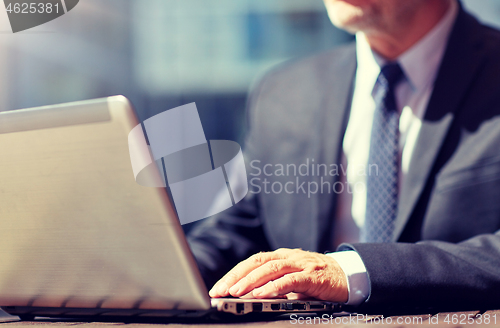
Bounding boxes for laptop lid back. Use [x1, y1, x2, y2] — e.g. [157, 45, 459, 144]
[0, 96, 210, 311]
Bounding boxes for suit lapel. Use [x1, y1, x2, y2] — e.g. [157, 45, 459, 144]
[393, 7, 487, 240]
[262, 45, 356, 252]
[313, 46, 357, 251]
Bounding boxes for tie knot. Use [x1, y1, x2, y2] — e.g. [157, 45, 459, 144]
[379, 62, 404, 88]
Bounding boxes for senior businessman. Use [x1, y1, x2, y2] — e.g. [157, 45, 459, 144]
[188, 0, 500, 310]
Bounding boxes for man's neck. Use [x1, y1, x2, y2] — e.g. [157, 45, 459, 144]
[365, 0, 453, 61]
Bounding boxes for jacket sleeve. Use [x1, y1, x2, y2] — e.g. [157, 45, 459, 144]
[339, 231, 500, 311]
[187, 193, 271, 289]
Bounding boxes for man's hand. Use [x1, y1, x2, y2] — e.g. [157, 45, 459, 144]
[209, 248, 348, 302]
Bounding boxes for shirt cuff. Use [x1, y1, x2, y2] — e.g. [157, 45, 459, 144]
[326, 250, 370, 306]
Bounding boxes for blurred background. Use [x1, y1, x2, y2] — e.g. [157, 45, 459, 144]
[0, 0, 354, 143]
[0, 0, 498, 140]
[0, 0, 498, 235]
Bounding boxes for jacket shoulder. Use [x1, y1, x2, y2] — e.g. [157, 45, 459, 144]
[256, 42, 356, 88]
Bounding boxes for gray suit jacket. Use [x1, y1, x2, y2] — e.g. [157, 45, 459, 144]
[188, 6, 500, 311]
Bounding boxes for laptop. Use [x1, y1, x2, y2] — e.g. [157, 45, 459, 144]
[0, 96, 341, 320]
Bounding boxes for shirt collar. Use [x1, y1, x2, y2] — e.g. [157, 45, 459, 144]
[355, 0, 459, 92]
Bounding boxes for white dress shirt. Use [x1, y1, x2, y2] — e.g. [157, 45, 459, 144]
[328, 1, 459, 306]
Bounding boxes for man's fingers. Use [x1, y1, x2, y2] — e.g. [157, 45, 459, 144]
[228, 259, 301, 297]
[209, 251, 285, 297]
[239, 291, 287, 299]
[285, 292, 310, 300]
[251, 272, 309, 299]
[211, 249, 348, 302]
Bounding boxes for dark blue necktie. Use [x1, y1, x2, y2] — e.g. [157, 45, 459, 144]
[361, 63, 404, 243]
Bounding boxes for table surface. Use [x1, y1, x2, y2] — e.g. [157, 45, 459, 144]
[1, 309, 500, 327]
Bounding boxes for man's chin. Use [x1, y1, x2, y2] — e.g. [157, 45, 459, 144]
[325, 0, 372, 32]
